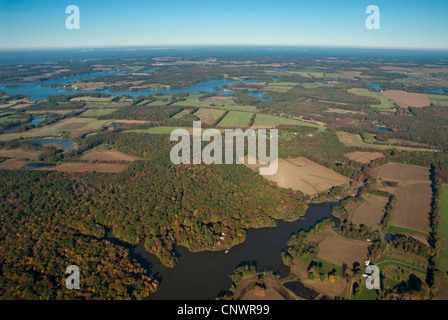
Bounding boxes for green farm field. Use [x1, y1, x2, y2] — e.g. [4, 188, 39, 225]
[347, 88, 395, 110]
[80, 108, 118, 118]
[428, 94, 448, 107]
[217, 111, 253, 127]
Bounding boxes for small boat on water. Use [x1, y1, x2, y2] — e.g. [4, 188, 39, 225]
[225, 249, 229, 254]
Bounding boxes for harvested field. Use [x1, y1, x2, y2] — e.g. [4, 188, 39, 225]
[318, 234, 370, 266]
[0, 160, 26, 170]
[83, 151, 143, 162]
[345, 151, 384, 163]
[0, 117, 114, 141]
[254, 157, 350, 195]
[40, 163, 127, 173]
[0, 98, 33, 109]
[193, 108, 225, 124]
[347, 194, 388, 230]
[436, 278, 448, 300]
[372, 163, 432, 234]
[392, 182, 431, 234]
[372, 163, 430, 183]
[11, 104, 33, 109]
[0, 148, 40, 160]
[382, 90, 430, 108]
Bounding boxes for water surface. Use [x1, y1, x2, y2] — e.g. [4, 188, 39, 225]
[107, 201, 338, 300]
[33, 139, 74, 150]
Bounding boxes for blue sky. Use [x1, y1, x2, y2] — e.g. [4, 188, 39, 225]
[0, 0, 447, 50]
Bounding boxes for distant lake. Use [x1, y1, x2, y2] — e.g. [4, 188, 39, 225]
[34, 139, 74, 150]
[0, 74, 272, 101]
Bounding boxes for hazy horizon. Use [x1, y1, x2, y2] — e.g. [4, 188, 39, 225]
[1, 0, 447, 50]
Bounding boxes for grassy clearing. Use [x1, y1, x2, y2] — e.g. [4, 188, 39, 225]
[439, 249, 448, 274]
[291, 252, 349, 298]
[146, 100, 170, 107]
[336, 131, 437, 152]
[80, 108, 117, 118]
[308, 72, 325, 78]
[439, 187, 448, 273]
[173, 94, 256, 112]
[441, 187, 448, 242]
[137, 100, 153, 106]
[93, 67, 113, 72]
[348, 88, 395, 109]
[380, 246, 429, 270]
[301, 83, 333, 89]
[351, 285, 378, 300]
[88, 143, 116, 152]
[217, 111, 253, 127]
[172, 109, 193, 119]
[263, 82, 300, 92]
[0, 112, 28, 124]
[220, 105, 256, 112]
[428, 94, 448, 107]
[253, 113, 323, 130]
[386, 225, 428, 237]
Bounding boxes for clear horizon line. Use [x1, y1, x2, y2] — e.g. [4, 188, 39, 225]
[1, 43, 448, 52]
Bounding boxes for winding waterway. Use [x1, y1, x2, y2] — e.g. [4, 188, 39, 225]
[106, 201, 338, 300]
[0, 72, 273, 101]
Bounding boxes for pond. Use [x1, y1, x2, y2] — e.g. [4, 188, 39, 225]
[367, 82, 382, 91]
[33, 139, 74, 150]
[426, 89, 448, 95]
[25, 163, 56, 169]
[283, 281, 319, 299]
[376, 126, 393, 132]
[106, 201, 339, 300]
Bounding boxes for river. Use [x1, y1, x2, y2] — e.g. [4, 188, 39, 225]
[106, 201, 338, 300]
[4, 116, 45, 133]
[0, 72, 273, 101]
